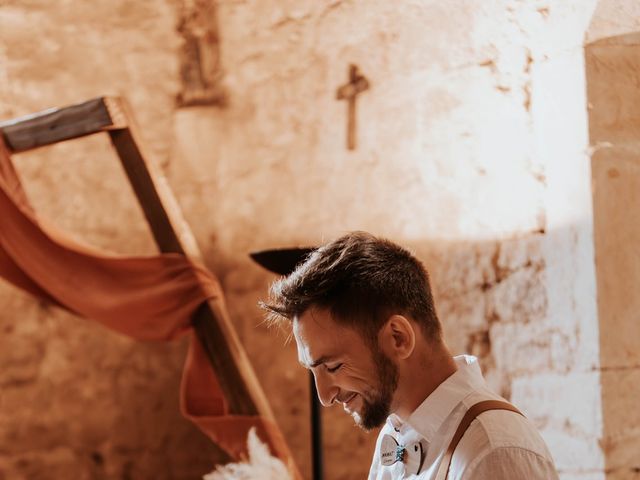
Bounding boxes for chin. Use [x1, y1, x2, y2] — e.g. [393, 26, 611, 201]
[352, 414, 371, 432]
[352, 412, 384, 432]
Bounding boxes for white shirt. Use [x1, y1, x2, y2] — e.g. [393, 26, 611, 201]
[368, 355, 558, 480]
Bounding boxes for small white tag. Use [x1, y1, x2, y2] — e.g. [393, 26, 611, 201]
[380, 434, 400, 466]
[404, 441, 423, 475]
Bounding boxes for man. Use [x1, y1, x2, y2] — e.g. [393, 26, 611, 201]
[261, 231, 558, 479]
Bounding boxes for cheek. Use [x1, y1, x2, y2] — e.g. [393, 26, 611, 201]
[337, 364, 375, 387]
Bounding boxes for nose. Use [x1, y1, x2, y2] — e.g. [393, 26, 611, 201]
[313, 370, 338, 407]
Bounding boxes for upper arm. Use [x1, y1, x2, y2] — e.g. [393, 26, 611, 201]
[461, 447, 559, 480]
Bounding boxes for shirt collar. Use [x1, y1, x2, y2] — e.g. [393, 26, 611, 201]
[386, 355, 486, 443]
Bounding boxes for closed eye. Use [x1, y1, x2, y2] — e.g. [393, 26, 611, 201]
[326, 363, 343, 373]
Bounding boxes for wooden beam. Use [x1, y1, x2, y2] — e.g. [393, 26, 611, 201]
[108, 127, 186, 255]
[106, 97, 283, 422]
[108, 115, 271, 415]
[0, 97, 126, 153]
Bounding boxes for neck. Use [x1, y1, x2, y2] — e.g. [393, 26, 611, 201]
[393, 342, 458, 420]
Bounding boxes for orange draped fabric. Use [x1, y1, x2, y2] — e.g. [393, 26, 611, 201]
[0, 137, 288, 463]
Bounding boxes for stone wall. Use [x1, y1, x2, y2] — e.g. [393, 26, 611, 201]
[0, 1, 630, 479]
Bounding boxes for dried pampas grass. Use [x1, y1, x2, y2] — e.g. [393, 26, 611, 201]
[203, 428, 293, 480]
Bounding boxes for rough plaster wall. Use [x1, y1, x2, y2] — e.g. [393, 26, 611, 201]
[0, 1, 612, 480]
[586, 3, 640, 476]
[0, 1, 223, 478]
[170, 1, 604, 479]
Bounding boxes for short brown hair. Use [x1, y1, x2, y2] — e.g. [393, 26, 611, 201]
[260, 231, 441, 343]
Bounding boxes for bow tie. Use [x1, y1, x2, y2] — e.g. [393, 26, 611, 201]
[380, 434, 425, 475]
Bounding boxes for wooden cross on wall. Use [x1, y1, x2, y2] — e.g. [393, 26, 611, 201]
[336, 64, 369, 150]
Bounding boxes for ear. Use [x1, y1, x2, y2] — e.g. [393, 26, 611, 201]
[378, 315, 416, 360]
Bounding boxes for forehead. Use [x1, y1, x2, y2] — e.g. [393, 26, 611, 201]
[293, 307, 360, 365]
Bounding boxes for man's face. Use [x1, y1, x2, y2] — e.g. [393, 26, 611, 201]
[293, 307, 399, 430]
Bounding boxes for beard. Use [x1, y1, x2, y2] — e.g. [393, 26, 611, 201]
[355, 347, 399, 431]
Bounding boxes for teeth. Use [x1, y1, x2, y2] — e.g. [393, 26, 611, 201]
[344, 393, 357, 405]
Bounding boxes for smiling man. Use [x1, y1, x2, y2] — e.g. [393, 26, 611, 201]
[261, 232, 558, 479]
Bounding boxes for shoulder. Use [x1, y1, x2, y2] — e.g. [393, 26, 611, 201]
[459, 446, 559, 480]
[449, 409, 558, 480]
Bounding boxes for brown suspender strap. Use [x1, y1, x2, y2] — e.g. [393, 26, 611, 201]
[434, 400, 524, 480]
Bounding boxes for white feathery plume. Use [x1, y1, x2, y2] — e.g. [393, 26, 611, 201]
[203, 428, 293, 480]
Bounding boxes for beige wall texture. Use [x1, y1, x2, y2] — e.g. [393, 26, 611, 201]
[587, 2, 640, 478]
[0, 1, 637, 479]
[0, 2, 224, 479]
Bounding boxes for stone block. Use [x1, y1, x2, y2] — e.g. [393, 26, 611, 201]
[486, 264, 547, 325]
[543, 428, 604, 473]
[511, 372, 604, 450]
[586, 39, 640, 144]
[600, 368, 640, 470]
[559, 472, 606, 480]
[490, 321, 551, 376]
[591, 146, 640, 368]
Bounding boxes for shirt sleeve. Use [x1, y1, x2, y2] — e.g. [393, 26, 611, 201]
[461, 447, 559, 480]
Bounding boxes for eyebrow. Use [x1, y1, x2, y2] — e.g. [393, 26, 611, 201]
[301, 355, 337, 369]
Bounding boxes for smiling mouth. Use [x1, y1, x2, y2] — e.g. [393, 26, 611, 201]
[342, 393, 358, 411]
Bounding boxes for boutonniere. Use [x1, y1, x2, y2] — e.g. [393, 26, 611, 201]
[380, 434, 424, 475]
